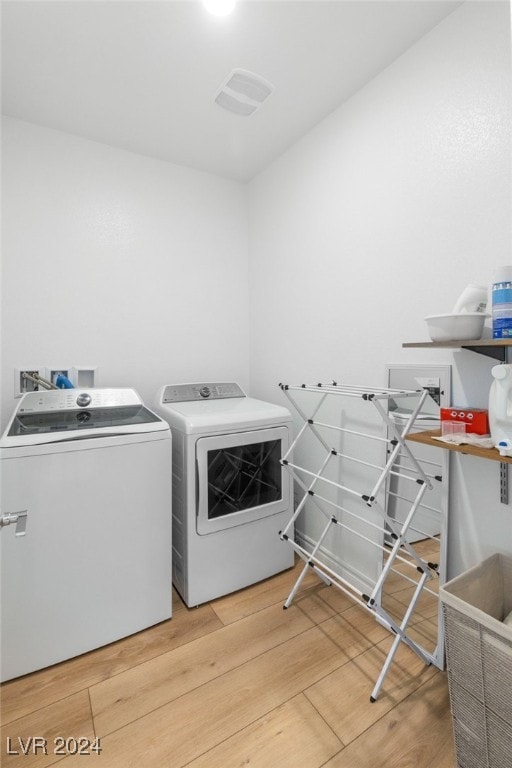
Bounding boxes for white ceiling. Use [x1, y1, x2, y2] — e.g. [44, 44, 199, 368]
[2, 0, 463, 181]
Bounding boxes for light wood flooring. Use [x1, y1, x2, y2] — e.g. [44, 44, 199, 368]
[1, 557, 456, 768]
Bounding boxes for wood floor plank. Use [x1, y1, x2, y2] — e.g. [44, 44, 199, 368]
[388, 584, 439, 619]
[184, 693, 344, 768]
[318, 604, 390, 660]
[1, 691, 94, 768]
[381, 565, 422, 595]
[1, 604, 222, 725]
[291, 580, 356, 624]
[320, 672, 456, 768]
[90, 602, 314, 735]
[405, 617, 439, 656]
[305, 634, 438, 745]
[381, 591, 438, 629]
[209, 560, 320, 624]
[57, 627, 347, 768]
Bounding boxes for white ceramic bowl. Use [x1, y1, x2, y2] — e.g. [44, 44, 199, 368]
[424, 313, 487, 342]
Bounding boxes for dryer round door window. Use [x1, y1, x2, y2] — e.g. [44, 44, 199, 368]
[195, 426, 290, 535]
[207, 439, 281, 518]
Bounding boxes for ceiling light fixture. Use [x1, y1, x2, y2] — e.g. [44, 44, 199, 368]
[203, 0, 236, 17]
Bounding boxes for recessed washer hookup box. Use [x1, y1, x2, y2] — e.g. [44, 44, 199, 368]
[440, 407, 489, 435]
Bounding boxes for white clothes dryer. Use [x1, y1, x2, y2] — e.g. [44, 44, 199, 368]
[0, 388, 172, 682]
[153, 383, 294, 607]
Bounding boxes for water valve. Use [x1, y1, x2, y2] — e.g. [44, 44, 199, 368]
[0, 511, 28, 536]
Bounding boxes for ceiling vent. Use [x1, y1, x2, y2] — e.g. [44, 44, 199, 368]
[214, 69, 274, 117]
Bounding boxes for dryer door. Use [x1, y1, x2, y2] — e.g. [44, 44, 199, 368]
[196, 426, 290, 535]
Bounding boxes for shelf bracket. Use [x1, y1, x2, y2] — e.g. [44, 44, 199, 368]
[461, 345, 507, 362]
[500, 462, 509, 505]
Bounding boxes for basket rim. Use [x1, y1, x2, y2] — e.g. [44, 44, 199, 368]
[440, 553, 512, 641]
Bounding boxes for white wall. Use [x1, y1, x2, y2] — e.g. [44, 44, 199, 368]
[1, 2, 511, 579]
[248, 1, 512, 578]
[1, 117, 250, 424]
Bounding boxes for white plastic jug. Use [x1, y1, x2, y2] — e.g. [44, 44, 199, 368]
[489, 364, 512, 456]
[452, 283, 488, 314]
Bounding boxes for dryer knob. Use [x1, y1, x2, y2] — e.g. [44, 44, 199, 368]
[76, 393, 92, 408]
[199, 386, 211, 398]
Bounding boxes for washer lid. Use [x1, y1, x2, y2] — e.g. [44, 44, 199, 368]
[155, 393, 292, 434]
[1, 388, 169, 447]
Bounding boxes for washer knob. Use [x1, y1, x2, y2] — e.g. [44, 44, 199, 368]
[199, 386, 211, 398]
[76, 392, 92, 408]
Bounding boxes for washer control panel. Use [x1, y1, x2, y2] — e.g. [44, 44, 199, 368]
[18, 388, 142, 413]
[163, 382, 245, 403]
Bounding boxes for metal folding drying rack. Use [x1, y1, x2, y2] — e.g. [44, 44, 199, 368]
[279, 380, 441, 702]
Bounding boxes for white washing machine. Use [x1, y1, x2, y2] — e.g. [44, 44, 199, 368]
[0, 388, 172, 682]
[153, 382, 294, 607]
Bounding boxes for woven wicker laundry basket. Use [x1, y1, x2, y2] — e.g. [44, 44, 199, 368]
[440, 553, 512, 768]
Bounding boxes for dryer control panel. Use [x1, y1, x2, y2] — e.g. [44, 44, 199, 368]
[162, 382, 245, 403]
